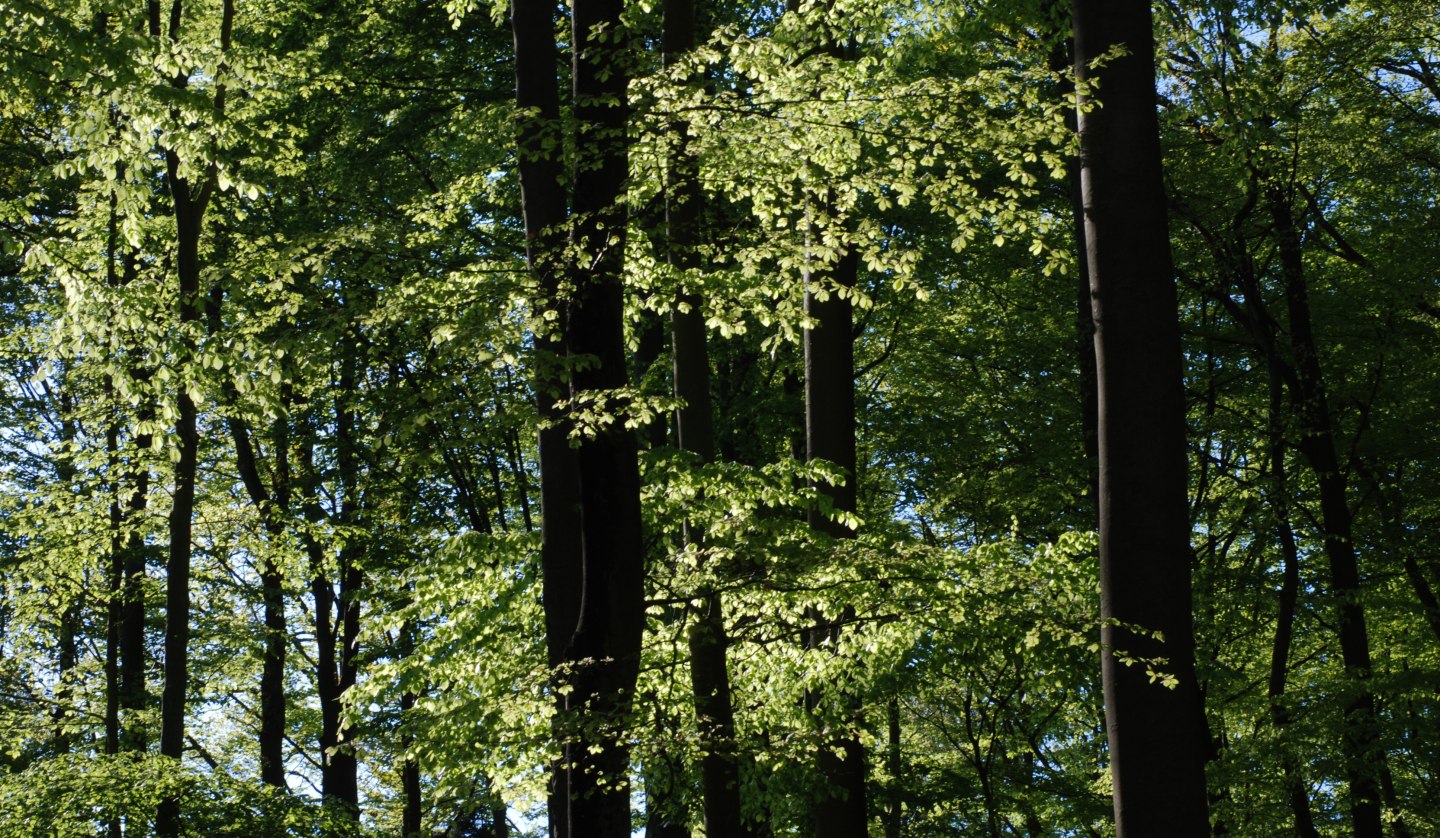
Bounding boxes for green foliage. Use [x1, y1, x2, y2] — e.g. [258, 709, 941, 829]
[0, 0, 1437, 834]
[0, 754, 368, 837]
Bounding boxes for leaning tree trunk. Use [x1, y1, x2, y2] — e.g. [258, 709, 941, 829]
[1262, 366, 1321, 838]
[1270, 189, 1403, 838]
[210, 273, 292, 791]
[1071, 1, 1211, 834]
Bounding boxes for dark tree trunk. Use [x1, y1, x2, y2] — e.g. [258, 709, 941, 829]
[329, 355, 363, 816]
[212, 280, 292, 791]
[120, 442, 150, 753]
[662, 0, 752, 834]
[98, 39, 124, 838]
[102, 171, 123, 767]
[1070, 2, 1211, 834]
[105, 418, 123, 763]
[883, 698, 902, 838]
[154, 0, 230, 829]
[257, 425, 289, 790]
[510, 2, 583, 833]
[298, 434, 347, 815]
[51, 406, 80, 757]
[796, 5, 869, 831]
[1270, 191, 1401, 838]
[804, 240, 869, 836]
[155, 196, 202, 838]
[1359, 472, 1440, 649]
[561, 2, 646, 834]
[1047, 7, 1099, 527]
[118, 249, 152, 760]
[401, 620, 423, 838]
[402, 742, 422, 837]
[505, 429, 534, 532]
[1260, 348, 1321, 838]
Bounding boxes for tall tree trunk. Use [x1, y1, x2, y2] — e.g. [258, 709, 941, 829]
[105, 417, 123, 764]
[883, 698, 902, 838]
[804, 240, 868, 836]
[329, 354, 363, 816]
[120, 437, 150, 754]
[211, 278, 292, 791]
[1070, 2, 1211, 834]
[1260, 346, 1321, 838]
[400, 619, 423, 838]
[661, 0, 752, 834]
[797, 4, 868, 832]
[155, 187, 202, 838]
[1270, 190, 1402, 838]
[258, 417, 289, 791]
[99, 33, 124, 837]
[154, 0, 230, 829]
[301, 439, 343, 813]
[102, 152, 123, 768]
[1048, 6, 1099, 526]
[509, 2, 583, 833]
[560, 2, 646, 834]
[118, 239, 152, 761]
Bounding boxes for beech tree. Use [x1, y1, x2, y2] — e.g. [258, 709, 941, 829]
[1071, 0, 1211, 833]
[1, 0, 1438, 835]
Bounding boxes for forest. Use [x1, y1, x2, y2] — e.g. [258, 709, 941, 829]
[0, 0, 1437, 834]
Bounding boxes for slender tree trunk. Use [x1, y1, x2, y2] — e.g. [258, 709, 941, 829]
[300, 435, 344, 813]
[329, 355, 363, 816]
[1359, 470, 1440, 649]
[1260, 350, 1321, 838]
[1071, 2, 1211, 834]
[117, 241, 152, 760]
[212, 279, 291, 791]
[505, 429, 533, 532]
[154, 0, 230, 828]
[156, 196, 202, 838]
[105, 418, 123, 763]
[401, 619, 423, 838]
[661, 0, 752, 834]
[120, 443, 150, 753]
[1270, 190, 1403, 838]
[258, 421, 289, 791]
[98, 30, 124, 837]
[883, 698, 902, 838]
[1048, 8, 1100, 525]
[102, 154, 123, 768]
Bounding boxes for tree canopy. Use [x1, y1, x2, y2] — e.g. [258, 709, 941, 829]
[0, 0, 1437, 835]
